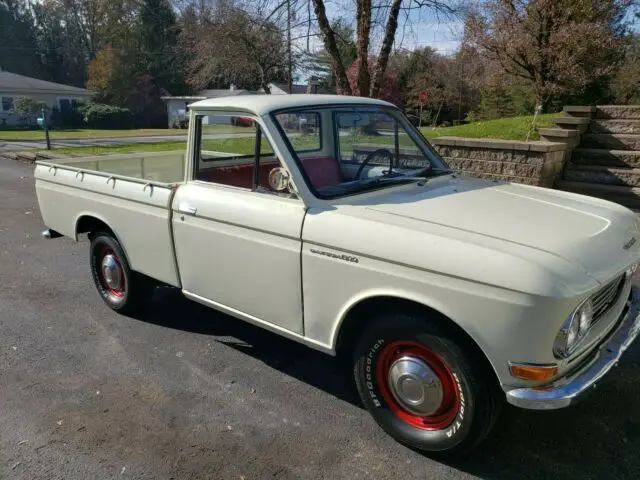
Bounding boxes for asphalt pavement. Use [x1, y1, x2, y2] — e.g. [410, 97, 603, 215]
[1, 158, 639, 479]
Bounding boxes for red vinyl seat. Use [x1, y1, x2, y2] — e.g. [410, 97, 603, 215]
[198, 162, 277, 189]
[197, 156, 342, 191]
[300, 156, 342, 189]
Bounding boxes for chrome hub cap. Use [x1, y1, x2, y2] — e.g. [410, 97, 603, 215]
[101, 254, 123, 292]
[387, 356, 444, 416]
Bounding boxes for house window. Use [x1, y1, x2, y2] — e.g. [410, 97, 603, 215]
[1, 96, 14, 112]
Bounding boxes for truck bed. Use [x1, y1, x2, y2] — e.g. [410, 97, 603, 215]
[43, 151, 186, 184]
[34, 152, 185, 287]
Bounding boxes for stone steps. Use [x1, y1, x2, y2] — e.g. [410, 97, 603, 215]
[579, 133, 640, 151]
[571, 148, 640, 168]
[556, 180, 640, 209]
[589, 119, 640, 134]
[563, 106, 596, 118]
[552, 116, 591, 132]
[594, 105, 640, 120]
[564, 164, 640, 187]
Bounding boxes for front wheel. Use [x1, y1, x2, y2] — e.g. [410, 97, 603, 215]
[353, 313, 502, 456]
[89, 231, 155, 316]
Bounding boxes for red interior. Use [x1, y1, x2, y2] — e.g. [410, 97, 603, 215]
[300, 156, 342, 189]
[198, 162, 278, 189]
[196, 156, 342, 190]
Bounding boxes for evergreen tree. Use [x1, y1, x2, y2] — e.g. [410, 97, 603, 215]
[139, 0, 187, 95]
[0, 0, 42, 77]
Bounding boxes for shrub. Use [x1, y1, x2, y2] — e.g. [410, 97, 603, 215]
[12, 96, 49, 125]
[82, 103, 133, 129]
[50, 102, 86, 128]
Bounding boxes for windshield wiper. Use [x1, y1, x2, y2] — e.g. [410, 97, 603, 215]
[318, 169, 454, 196]
[412, 167, 454, 178]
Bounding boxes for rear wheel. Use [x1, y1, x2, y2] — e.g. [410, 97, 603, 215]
[89, 231, 155, 315]
[353, 312, 502, 456]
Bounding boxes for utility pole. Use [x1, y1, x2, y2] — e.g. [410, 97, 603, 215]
[287, 0, 293, 94]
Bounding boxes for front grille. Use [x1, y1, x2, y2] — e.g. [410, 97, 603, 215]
[591, 274, 626, 324]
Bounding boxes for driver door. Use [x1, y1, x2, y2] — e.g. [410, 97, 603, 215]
[171, 114, 306, 334]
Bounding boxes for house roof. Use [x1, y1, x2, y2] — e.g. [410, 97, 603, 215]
[0, 71, 91, 95]
[189, 94, 394, 116]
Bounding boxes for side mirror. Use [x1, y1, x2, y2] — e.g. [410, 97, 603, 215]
[268, 167, 290, 192]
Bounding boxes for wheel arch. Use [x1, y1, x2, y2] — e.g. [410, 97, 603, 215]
[75, 214, 132, 267]
[332, 293, 501, 386]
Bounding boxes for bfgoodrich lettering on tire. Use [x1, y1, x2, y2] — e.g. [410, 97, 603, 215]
[353, 312, 502, 456]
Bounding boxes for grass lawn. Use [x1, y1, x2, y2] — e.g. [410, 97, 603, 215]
[34, 113, 562, 157]
[0, 124, 250, 141]
[420, 113, 560, 141]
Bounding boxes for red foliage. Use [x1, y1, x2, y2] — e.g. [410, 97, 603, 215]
[346, 57, 402, 107]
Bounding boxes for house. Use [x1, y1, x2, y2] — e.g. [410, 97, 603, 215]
[263, 77, 327, 95]
[0, 70, 93, 126]
[161, 86, 253, 128]
[162, 79, 328, 128]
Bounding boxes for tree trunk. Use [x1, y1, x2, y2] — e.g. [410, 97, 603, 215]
[311, 0, 352, 95]
[260, 68, 271, 94]
[355, 0, 372, 96]
[370, 0, 402, 98]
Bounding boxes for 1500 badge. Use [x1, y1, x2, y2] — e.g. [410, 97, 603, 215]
[310, 248, 359, 264]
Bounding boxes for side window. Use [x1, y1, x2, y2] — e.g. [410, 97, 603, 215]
[193, 113, 286, 193]
[1, 96, 14, 112]
[273, 111, 321, 153]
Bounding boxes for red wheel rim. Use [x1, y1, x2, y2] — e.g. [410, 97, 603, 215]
[98, 247, 126, 302]
[375, 340, 460, 430]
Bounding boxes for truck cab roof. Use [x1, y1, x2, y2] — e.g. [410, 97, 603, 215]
[188, 94, 396, 116]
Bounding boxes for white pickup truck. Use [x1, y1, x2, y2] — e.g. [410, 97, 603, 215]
[35, 94, 640, 455]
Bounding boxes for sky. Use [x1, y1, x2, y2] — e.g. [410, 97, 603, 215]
[305, 1, 463, 55]
[294, 1, 464, 81]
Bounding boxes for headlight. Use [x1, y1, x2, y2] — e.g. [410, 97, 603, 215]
[553, 298, 594, 358]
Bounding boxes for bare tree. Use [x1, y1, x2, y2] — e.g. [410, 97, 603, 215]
[311, 0, 456, 98]
[180, 3, 289, 93]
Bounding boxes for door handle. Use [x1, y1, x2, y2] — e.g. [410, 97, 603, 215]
[177, 203, 197, 216]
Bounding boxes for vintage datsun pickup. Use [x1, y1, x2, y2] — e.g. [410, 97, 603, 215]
[35, 95, 640, 455]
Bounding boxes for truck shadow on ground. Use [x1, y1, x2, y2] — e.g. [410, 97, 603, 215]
[138, 286, 640, 479]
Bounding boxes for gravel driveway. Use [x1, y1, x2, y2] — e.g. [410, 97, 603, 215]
[1, 159, 639, 479]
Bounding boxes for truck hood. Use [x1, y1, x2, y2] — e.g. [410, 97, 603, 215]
[364, 176, 640, 284]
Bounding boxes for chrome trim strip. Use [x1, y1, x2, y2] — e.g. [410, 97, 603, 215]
[505, 287, 640, 410]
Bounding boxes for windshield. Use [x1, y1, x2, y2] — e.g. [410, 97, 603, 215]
[272, 104, 450, 198]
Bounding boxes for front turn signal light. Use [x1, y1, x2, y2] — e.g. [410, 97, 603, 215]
[509, 363, 558, 381]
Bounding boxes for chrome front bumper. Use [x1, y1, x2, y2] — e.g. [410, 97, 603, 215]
[506, 287, 640, 410]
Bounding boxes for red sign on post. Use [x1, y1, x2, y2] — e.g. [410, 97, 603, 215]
[419, 90, 427, 105]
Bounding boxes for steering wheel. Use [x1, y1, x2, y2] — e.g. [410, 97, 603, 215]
[355, 148, 395, 180]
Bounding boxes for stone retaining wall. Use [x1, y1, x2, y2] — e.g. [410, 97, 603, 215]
[431, 137, 567, 187]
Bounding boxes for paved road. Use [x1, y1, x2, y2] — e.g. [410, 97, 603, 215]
[0, 133, 254, 153]
[1, 159, 639, 479]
